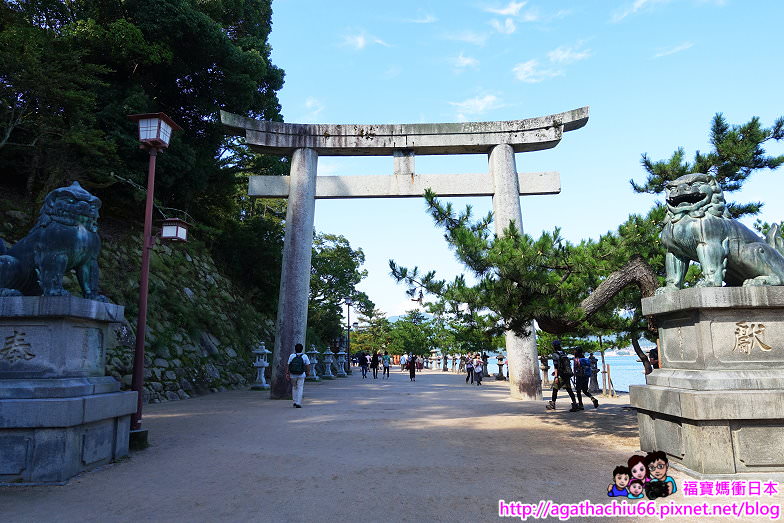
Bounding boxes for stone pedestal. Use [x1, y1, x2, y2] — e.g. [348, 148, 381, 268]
[0, 297, 136, 484]
[630, 287, 784, 478]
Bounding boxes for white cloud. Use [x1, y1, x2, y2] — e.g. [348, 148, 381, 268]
[611, 0, 669, 22]
[520, 9, 540, 22]
[443, 30, 489, 46]
[548, 43, 592, 64]
[512, 60, 563, 83]
[383, 65, 402, 78]
[341, 31, 391, 50]
[304, 97, 324, 118]
[342, 33, 367, 50]
[453, 52, 479, 69]
[449, 94, 502, 120]
[404, 12, 438, 24]
[653, 41, 694, 58]
[490, 18, 516, 34]
[485, 1, 527, 16]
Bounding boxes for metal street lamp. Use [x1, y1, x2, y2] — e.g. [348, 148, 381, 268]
[345, 297, 353, 374]
[127, 112, 182, 446]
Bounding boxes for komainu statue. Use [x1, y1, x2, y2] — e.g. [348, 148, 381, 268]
[658, 173, 784, 293]
[0, 181, 106, 301]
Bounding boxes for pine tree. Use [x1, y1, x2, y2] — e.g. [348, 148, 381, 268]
[631, 113, 784, 217]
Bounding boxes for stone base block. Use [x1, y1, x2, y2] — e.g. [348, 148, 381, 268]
[631, 383, 784, 478]
[0, 384, 136, 485]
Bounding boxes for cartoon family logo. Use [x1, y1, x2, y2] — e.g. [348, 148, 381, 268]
[607, 451, 677, 500]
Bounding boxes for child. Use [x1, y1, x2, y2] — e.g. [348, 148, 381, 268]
[607, 465, 631, 497]
[627, 479, 645, 499]
[645, 451, 676, 495]
[627, 455, 650, 484]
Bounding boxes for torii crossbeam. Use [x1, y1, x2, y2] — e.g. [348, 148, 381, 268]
[221, 106, 589, 401]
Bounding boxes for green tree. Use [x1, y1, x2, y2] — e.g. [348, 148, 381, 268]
[351, 307, 392, 356]
[387, 310, 433, 357]
[631, 113, 784, 217]
[306, 233, 373, 348]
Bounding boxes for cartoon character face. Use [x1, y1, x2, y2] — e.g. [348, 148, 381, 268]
[628, 482, 644, 497]
[614, 473, 630, 489]
[631, 462, 647, 481]
[648, 459, 668, 480]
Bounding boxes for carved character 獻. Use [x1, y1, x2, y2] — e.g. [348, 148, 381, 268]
[0, 182, 106, 301]
[657, 173, 784, 293]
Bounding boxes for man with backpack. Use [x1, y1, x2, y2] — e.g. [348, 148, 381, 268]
[286, 343, 311, 408]
[573, 349, 599, 410]
[546, 340, 579, 412]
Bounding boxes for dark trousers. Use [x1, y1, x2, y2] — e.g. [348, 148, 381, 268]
[360, 365, 368, 378]
[466, 368, 474, 383]
[383, 366, 389, 378]
[575, 376, 594, 406]
[552, 378, 577, 404]
[372, 367, 378, 378]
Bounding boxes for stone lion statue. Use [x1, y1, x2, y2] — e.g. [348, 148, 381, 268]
[0, 181, 106, 300]
[658, 173, 784, 293]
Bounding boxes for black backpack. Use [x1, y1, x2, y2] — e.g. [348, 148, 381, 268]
[553, 351, 573, 378]
[288, 353, 306, 374]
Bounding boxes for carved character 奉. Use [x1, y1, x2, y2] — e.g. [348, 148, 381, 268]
[0, 182, 106, 300]
[658, 173, 784, 293]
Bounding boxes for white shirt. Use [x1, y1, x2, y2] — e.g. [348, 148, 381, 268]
[287, 352, 311, 377]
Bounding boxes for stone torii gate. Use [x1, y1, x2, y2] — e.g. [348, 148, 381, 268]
[221, 107, 589, 401]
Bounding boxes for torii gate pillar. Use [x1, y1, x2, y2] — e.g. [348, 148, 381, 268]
[490, 144, 539, 400]
[271, 147, 317, 399]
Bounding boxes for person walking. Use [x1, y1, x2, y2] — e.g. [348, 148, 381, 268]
[408, 354, 417, 382]
[573, 349, 599, 410]
[546, 340, 579, 412]
[465, 355, 474, 384]
[473, 354, 484, 386]
[400, 353, 408, 372]
[358, 351, 369, 379]
[382, 351, 391, 379]
[286, 343, 311, 408]
[371, 351, 380, 379]
[458, 355, 466, 373]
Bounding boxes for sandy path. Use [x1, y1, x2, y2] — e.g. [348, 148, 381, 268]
[1, 369, 780, 522]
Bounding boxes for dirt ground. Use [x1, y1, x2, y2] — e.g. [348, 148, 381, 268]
[2, 369, 781, 522]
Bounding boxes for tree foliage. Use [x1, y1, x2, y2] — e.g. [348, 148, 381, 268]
[631, 113, 784, 217]
[0, 1, 371, 351]
[307, 233, 373, 349]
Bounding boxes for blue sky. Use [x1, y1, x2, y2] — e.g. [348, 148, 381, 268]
[268, 0, 784, 318]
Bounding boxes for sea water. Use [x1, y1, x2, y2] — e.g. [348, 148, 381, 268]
[479, 354, 648, 393]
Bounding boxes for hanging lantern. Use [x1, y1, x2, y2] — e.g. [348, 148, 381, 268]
[160, 217, 190, 242]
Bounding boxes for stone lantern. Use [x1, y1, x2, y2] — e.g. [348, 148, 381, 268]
[588, 353, 600, 393]
[251, 341, 271, 390]
[321, 348, 335, 379]
[496, 354, 507, 381]
[306, 346, 320, 382]
[539, 355, 551, 387]
[335, 349, 348, 377]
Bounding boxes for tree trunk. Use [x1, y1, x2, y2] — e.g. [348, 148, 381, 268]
[535, 254, 658, 335]
[630, 336, 653, 375]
